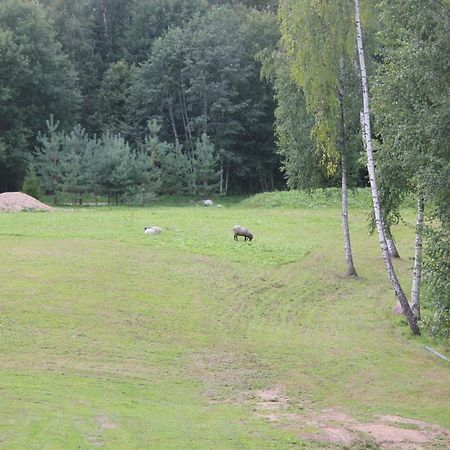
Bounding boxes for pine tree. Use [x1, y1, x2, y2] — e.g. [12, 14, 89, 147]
[158, 142, 192, 194]
[34, 116, 64, 205]
[193, 134, 220, 195]
[60, 125, 90, 205]
[96, 133, 134, 204]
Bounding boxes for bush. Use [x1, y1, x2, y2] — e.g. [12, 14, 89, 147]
[238, 188, 372, 209]
[22, 165, 43, 200]
[423, 227, 450, 338]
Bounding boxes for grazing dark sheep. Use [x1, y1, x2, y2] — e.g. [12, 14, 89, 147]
[233, 225, 253, 242]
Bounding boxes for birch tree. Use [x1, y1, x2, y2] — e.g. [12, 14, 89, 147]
[259, 49, 327, 190]
[279, 0, 360, 276]
[353, 0, 420, 335]
[373, 0, 450, 332]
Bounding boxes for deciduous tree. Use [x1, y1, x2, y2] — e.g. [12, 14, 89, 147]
[353, 0, 420, 334]
[373, 0, 450, 334]
[279, 0, 361, 276]
[0, 0, 80, 191]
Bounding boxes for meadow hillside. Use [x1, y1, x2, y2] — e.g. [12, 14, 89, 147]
[1, 192, 449, 449]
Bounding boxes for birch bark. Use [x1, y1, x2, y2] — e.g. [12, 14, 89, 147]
[353, 0, 419, 335]
[386, 235, 400, 258]
[411, 196, 424, 319]
[338, 60, 357, 276]
[341, 153, 358, 276]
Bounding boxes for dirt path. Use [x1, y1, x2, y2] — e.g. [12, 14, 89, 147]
[191, 349, 450, 448]
[255, 387, 450, 449]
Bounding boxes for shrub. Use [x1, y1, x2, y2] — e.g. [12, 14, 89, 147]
[22, 165, 43, 200]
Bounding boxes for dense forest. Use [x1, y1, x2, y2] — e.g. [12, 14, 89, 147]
[0, 0, 449, 336]
[1, 0, 281, 196]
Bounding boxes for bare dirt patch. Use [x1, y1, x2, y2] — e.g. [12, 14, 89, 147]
[254, 388, 450, 449]
[0, 192, 53, 212]
[190, 349, 450, 448]
[354, 423, 427, 445]
[96, 414, 118, 430]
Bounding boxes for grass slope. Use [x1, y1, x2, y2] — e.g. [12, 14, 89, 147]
[1, 195, 449, 448]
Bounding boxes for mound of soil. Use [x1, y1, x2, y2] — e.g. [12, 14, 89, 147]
[0, 192, 53, 212]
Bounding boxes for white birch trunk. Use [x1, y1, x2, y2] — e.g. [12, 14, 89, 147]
[341, 154, 358, 276]
[338, 59, 358, 276]
[410, 196, 424, 319]
[384, 220, 400, 258]
[354, 0, 419, 335]
[387, 237, 400, 258]
[225, 161, 230, 195]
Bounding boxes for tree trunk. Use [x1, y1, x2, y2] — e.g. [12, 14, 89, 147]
[101, 0, 108, 38]
[168, 97, 180, 146]
[341, 154, 358, 276]
[354, 0, 420, 335]
[225, 161, 230, 195]
[179, 70, 192, 142]
[383, 220, 401, 257]
[203, 74, 208, 135]
[259, 177, 267, 192]
[386, 234, 400, 258]
[219, 155, 224, 196]
[411, 195, 424, 319]
[338, 59, 358, 277]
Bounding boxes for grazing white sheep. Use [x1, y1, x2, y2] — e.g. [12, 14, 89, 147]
[233, 225, 253, 242]
[203, 199, 213, 206]
[144, 226, 162, 235]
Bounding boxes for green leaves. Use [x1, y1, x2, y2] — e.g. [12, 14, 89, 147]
[373, 0, 450, 336]
[193, 134, 220, 195]
[277, 0, 363, 184]
[97, 61, 135, 135]
[0, 0, 80, 190]
[126, 6, 279, 193]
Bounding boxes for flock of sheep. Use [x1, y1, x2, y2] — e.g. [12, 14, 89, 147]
[144, 199, 254, 242]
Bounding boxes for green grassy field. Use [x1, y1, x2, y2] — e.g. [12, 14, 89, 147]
[1, 193, 449, 449]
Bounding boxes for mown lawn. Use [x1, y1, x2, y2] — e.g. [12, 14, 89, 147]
[1, 196, 449, 449]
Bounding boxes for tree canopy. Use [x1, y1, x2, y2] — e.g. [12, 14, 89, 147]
[0, 0, 80, 191]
